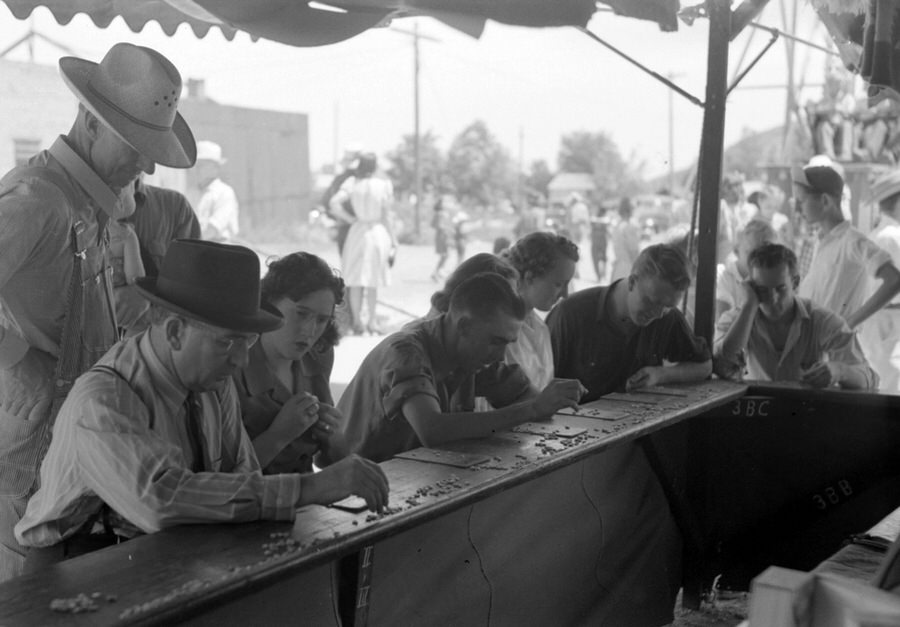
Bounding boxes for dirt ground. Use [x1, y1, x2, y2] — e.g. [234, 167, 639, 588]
[669, 590, 749, 627]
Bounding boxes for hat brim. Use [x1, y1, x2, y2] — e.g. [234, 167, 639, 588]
[133, 277, 284, 334]
[872, 177, 900, 204]
[60, 57, 197, 169]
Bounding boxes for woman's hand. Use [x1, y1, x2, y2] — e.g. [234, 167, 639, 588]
[269, 392, 320, 443]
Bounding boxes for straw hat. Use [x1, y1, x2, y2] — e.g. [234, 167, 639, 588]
[59, 43, 196, 168]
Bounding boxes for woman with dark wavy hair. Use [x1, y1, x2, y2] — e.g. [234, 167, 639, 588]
[427, 252, 519, 318]
[233, 252, 348, 473]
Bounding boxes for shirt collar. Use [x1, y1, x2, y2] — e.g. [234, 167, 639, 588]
[138, 331, 190, 413]
[48, 136, 120, 218]
[819, 220, 850, 243]
[242, 340, 276, 397]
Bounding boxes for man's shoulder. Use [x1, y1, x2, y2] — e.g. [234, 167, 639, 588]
[142, 184, 192, 212]
[556, 286, 605, 312]
[0, 160, 74, 221]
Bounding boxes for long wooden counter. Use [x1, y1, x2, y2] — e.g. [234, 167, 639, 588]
[0, 380, 744, 626]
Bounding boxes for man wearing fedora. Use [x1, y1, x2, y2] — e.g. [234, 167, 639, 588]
[191, 140, 239, 242]
[859, 169, 900, 391]
[15, 240, 389, 567]
[0, 42, 197, 580]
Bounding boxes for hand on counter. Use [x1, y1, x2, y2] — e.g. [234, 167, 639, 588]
[533, 378, 588, 418]
[300, 454, 390, 513]
[625, 366, 663, 392]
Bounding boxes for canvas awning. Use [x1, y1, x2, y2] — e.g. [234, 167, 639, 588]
[0, 1, 685, 47]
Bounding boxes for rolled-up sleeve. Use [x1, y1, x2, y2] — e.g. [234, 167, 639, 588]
[817, 312, 879, 390]
[381, 342, 440, 420]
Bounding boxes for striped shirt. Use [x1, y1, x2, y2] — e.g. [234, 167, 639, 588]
[15, 332, 302, 548]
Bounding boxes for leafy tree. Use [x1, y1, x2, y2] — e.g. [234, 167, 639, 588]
[525, 159, 554, 200]
[557, 131, 634, 198]
[446, 120, 516, 208]
[385, 130, 446, 197]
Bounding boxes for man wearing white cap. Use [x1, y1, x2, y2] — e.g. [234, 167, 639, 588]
[792, 163, 900, 334]
[0, 42, 196, 581]
[192, 140, 239, 242]
[860, 169, 900, 391]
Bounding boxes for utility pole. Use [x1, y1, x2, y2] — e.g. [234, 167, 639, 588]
[413, 21, 421, 238]
[391, 23, 439, 240]
[667, 72, 683, 196]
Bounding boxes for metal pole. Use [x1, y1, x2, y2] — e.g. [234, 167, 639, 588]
[668, 73, 676, 195]
[694, 0, 730, 354]
[413, 21, 422, 239]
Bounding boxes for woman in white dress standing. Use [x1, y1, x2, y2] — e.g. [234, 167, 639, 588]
[501, 232, 578, 389]
[330, 153, 397, 334]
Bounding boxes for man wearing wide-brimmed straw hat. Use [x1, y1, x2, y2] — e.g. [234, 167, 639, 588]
[0, 42, 197, 581]
[16, 240, 389, 569]
[859, 169, 900, 391]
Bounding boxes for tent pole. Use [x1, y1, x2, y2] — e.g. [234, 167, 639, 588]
[681, 0, 731, 612]
[693, 0, 730, 348]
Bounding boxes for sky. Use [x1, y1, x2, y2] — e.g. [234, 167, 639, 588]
[0, 2, 835, 179]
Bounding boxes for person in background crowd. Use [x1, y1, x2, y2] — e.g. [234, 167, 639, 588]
[339, 273, 585, 463]
[0, 42, 195, 581]
[234, 253, 350, 474]
[859, 169, 900, 391]
[192, 140, 239, 242]
[793, 163, 900, 330]
[321, 145, 362, 256]
[610, 197, 641, 281]
[715, 243, 876, 390]
[452, 209, 471, 264]
[748, 185, 792, 242]
[431, 198, 452, 282]
[590, 206, 610, 283]
[501, 233, 578, 390]
[15, 241, 388, 570]
[716, 220, 779, 321]
[330, 153, 397, 336]
[492, 236, 511, 255]
[718, 172, 757, 264]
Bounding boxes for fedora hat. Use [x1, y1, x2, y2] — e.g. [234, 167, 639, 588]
[60, 43, 196, 168]
[196, 140, 226, 165]
[134, 240, 283, 334]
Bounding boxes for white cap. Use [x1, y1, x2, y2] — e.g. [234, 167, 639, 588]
[196, 140, 226, 165]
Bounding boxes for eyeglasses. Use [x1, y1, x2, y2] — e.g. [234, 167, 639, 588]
[188, 319, 259, 352]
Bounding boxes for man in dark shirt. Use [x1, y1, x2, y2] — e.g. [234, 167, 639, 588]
[545, 243, 711, 626]
[547, 243, 711, 400]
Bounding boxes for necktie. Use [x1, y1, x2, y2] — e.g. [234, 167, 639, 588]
[184, 392, 206, 472]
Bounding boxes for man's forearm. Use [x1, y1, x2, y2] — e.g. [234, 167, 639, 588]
[657, 360, 712, 385]
[410, 402, 540, 448]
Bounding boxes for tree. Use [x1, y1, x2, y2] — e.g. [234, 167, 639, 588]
[385, 130, 446, 197]
[446, 120, 516, 209]
[557, 131, 633, 199]
[525, 159, 554, 201]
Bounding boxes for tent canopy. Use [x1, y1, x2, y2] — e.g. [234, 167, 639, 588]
[0, 0, 681, 46]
